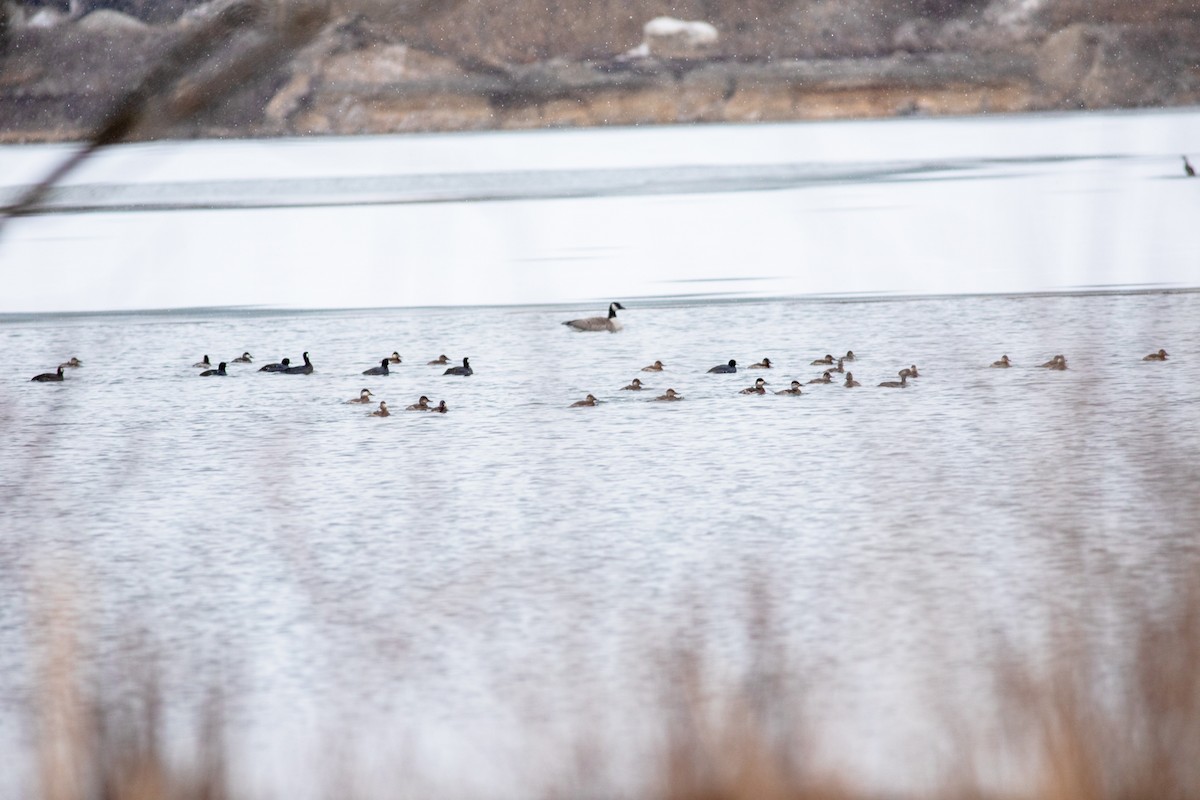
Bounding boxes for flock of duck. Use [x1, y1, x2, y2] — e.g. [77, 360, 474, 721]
[27, 303, 1173, 413]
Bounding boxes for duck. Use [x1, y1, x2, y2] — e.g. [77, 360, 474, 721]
[282, 352, 314, 374]
[31, 366, 65, 382]
[1143, 349, 1169, 361]
[991, 355, 1011, 368]
[370, 401, 390, 417]
[232, 352, 253, 363]
[444, 357, 473, 376]
[740, 377, 769, 394]
[807, 371, 833, 384]
[832, 358, 845, 374]
[879, 369, 911, 388]
[1039, 355, 1066, 369]
[406, 395, 431, 411]
[844, 372, 861, 388]
[907, 364, 920, 378]
[707, 359, 737, 374]
[570, 394, 599, 407]
[843, 350, 856, 362]
[259, 357, 290, 372]
[427, 355, 450, 366]
[622, 378, 645, 391]
[810, 354, 834, 366]
[199, 362, 228, 376]
[562, 302, 625, 332]
[653, 388, 683, 401]
[347, 388, 374, 404]
[775, 380, 803, 395]
[434, 400, 448, 413]
[641, 360, 665, 372]
[388, 352, 402, 364]
[1185, 156, 1196, 177]
[193, 355, 212, 369]
[363, 358, 390, 376]
[59, 357, 83, 368]
[748, 358, 772, 369]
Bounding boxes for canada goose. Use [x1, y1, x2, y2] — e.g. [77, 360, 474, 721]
[879, 369, 911, 388]
[641, 360, 665, 372]
[562, 302, 625, 332]
[59, 357, 83, 368]
[434, 400, 448, 413]
[844, 372, 861, 388]
[622, 378, 645, 390]
[193, 355, 212, 368]
[807, 371, 833, 384]
[1039, 355, 1066, 369]
[653, 388, 683, 401]
[775, 380, 803, 395]
[282, 352, 314, 374]
[259, 358, 290, 372]
[991, 355, 1011, 368]
[740, 377, 769, 394]
[406, 395, 432, 411]
[444, 357, 472, 376]
[31, 366, 65, 382]
[370, 401, 390, 417]
[388, 352, 402, 364]
[232, 352, 253, 363]
[427, 355, 450, 365]
[363, 358, 390, 376]
[811, 354, 834, 366]
[1185, 156, 1196, 177]
[570, 394, 599, 407]
[1143, 349, 1169, 361]
[347, 388, 374, 404]
[707, 360, 737, 374]
[200, 362, 228, 376]
[748, 358, 772, 369]
[843, 350, 856, 362]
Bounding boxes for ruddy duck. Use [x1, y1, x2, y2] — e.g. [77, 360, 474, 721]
[434, 400, 448, 413]
[562, 302, 625, 332]
[59, 357, 83, 368]
[347, 388, 374, 404]
[775, 381, 803, 396]
[811, 354, 834, 366]
[370, 401, 390, 417]
[444, 357, 472, 376]
[653, 388, 683, 401]
[878, 369, 911, 388]
[427, 355, 450, 365]
[807, 371, 833, 384]
[1143, 349, 1169, 361]
[748, 358, 772, 369]
[232, 352, 253, 363]
[622, 378, 645, 390]
[406, 395, 431, 411]
[991, 355, 1011, 368]
[844, 373, 861, 388]
[740, 378, 769, 394]
[1039, 355, 1066, 369]
[570, 394, 599, 407]
[641, 360, 665, 372]
[707, 360, 737, 374]
[843, 350, 856, 361]
[388, 352, 402, 364]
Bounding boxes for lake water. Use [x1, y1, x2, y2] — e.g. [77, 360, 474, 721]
[2, 110, 1200, 798]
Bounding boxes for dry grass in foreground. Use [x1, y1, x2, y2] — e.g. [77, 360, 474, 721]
[26, 575, 1200, 800]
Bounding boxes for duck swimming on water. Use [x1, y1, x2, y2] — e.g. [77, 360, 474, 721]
[1143, 349, 1169, 361]
[707, 360, 737, 374]
[807, 371, 833, 384]
[775, 381, 803, 395]
[232, 352, 253, 363]
[193, 355, 212, 369]
[363, 358, 390, 376]
[811, 354, 834, 366]
[406, 396, 431, 411]
[389, 352, 402, 364]
[434, 400, 448, 413]
[622, 378, 645, 390]
[991, 355, 1011, 368]
[31, 366, 65, 382]
[259, 358, 290, 372]
[740, 378, 769, 394]
[59, 357, 83, 368]
[1039, 355, 1066, 369]
[844, 372, 861, 388]
[370, 401, 390, 417]
[748, 358, 772, 369]
[879, 369, 911, 388]
[347, 388, 374, 404]
[570, 394, 599, 407]
[641, 360, 665, 372]
[562, 302, 625, 332]
[444, 357, 472, 376]
[427, 355, 450, 365]
[653, 388, 683, 401]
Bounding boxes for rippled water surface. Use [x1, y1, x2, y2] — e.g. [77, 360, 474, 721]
[2, 110, 1200, 797]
